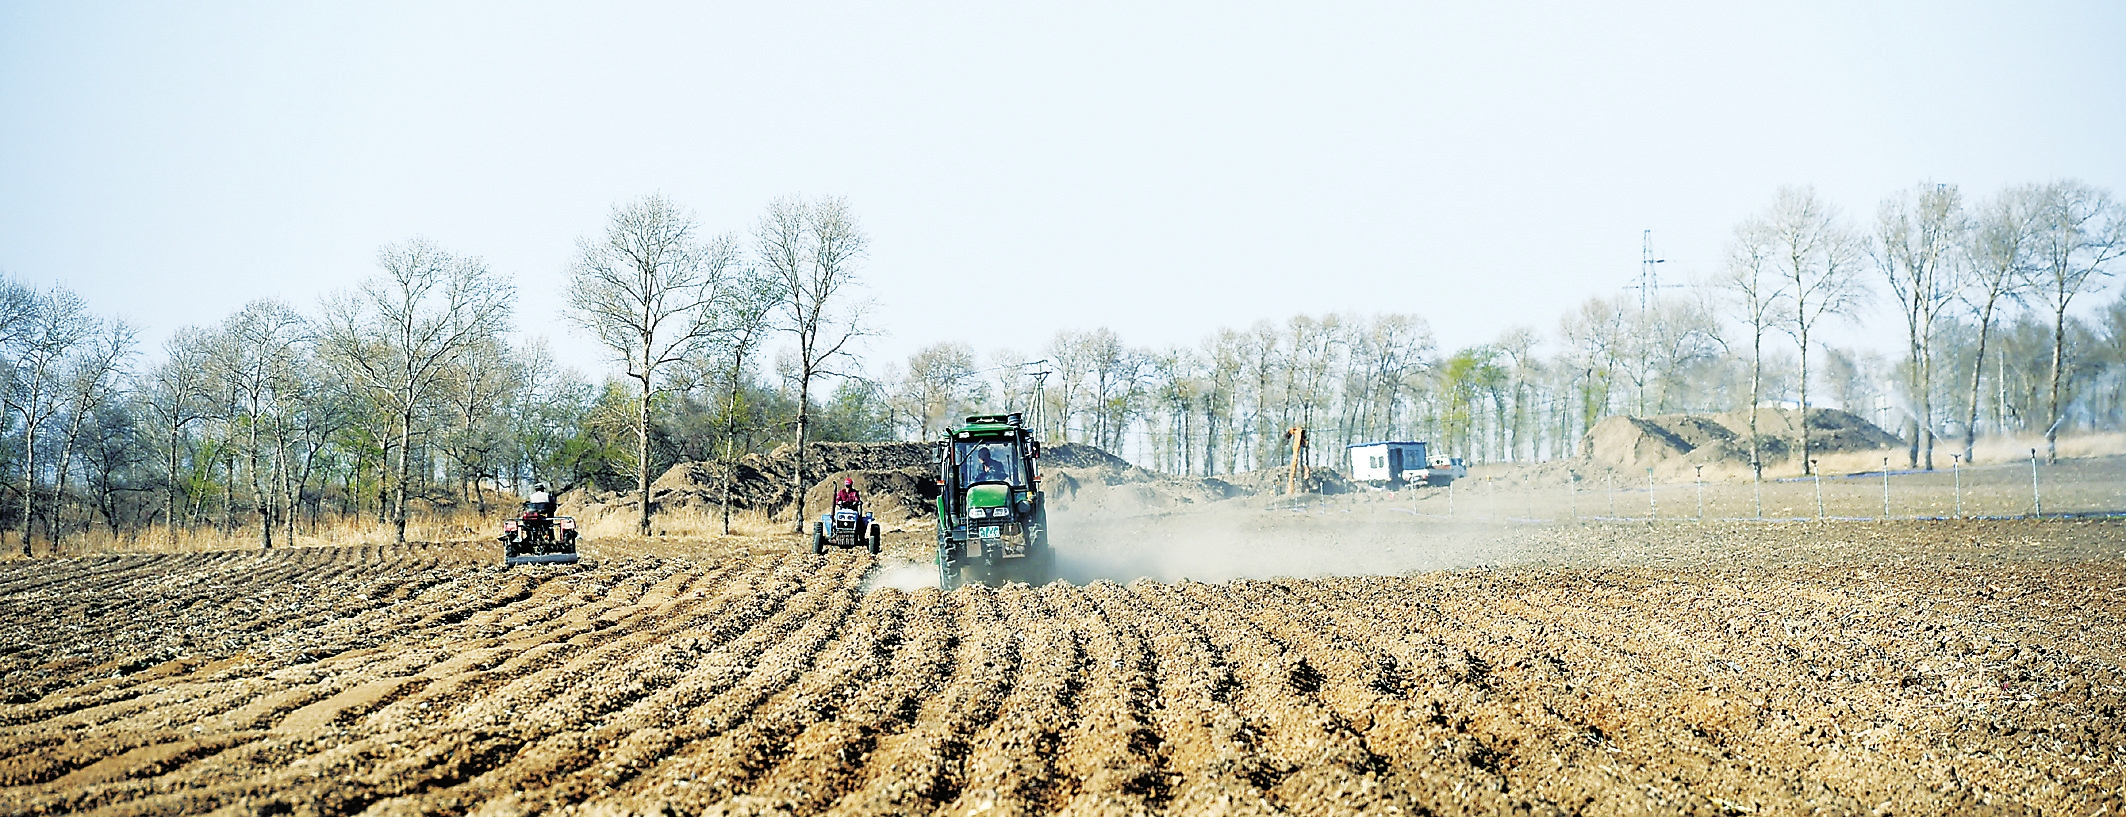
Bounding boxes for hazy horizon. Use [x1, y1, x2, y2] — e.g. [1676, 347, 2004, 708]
[4, 2, 2123, 380]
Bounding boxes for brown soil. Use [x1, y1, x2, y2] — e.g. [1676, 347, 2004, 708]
[2, 516, 2121, 815]
[1583, 408, 1905, 476]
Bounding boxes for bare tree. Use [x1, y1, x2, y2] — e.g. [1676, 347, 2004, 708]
[1082, 328, 1145, 453]
[1960, 185, 2040, 463]
[1558, 296, 1628, 449]
[1494, 327, 1538, 461]
[756, 196, 870, 532]
[892, 342, 983, 438]
[569, 194, 739, 536]
[438, 334, 524, 513]
[212, 300, 308, 548]
[1874, 183, 1969, 469]
[1045, 330, 1089, 444]
[1768, 186, 1869, 475]
[52, 320, 137, 549]
[141, 329, 213, 544]
[1199, 331, 1247, 474]
[2024, 180, 2126, 462]
[7, 286, 94, 555]
[1716, 216, 1786, 481]
[318, 238, 513, 543]
[710, 267, 779, 535]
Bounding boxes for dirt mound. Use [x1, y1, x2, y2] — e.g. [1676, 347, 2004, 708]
[1221, 464, 1353, 496]
[566, 442, 936, 520]
[1042, 442, 1132, 469]
[1039, 445, 1270, 516]
[800, 467, 940, 524]
[573, 440, 1220, 525]
[1582, 408, 1902, 475]
[1583, 417, 1695, 468]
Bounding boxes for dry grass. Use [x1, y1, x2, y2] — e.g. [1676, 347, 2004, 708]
[15, 508, 510, 558]
[567, 501, 791, 540]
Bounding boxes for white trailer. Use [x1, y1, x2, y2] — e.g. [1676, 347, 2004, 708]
[1347, 441, 1428, 486]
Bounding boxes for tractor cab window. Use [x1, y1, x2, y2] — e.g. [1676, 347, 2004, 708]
[957, 441, 1024, 486]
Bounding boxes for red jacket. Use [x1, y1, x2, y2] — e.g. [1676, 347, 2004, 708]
[834, 487, 860, 506]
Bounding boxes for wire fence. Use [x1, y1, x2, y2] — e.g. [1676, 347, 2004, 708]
[1313, 453, 2126, 523]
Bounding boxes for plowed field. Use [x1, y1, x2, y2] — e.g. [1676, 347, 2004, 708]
[3, 519, 2123, 815]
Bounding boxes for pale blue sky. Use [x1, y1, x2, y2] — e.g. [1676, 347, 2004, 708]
[3, 2, 2122, 378]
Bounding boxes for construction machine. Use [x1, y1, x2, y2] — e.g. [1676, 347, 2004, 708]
[933, 412, 1052, 589]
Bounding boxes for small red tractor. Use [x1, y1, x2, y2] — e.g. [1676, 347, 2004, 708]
[501, 500, 580, 566]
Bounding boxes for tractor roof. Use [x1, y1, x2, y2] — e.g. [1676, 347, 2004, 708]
[954, 413, 1025, 436]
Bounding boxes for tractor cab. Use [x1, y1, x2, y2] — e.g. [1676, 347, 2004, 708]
[933, 413, 1051, 588]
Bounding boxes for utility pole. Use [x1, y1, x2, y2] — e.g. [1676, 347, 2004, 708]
[1629, 229, 1672, 313]
[1021, 360, 1053, 441]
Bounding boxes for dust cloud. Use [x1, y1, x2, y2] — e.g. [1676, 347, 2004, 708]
[1045, 502, 1534, 584]
[861, 560, 938, 592]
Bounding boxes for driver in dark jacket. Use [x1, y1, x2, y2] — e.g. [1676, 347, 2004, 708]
[973, 450, 1008, 482]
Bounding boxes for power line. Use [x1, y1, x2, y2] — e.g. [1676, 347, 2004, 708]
[1626, 228, 1682, 311]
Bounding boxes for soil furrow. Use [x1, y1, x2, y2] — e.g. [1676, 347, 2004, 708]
[1046, 585, 1172, 816]
[725, 584, 954, 815]
[1086, 581, 1283, 816]
[817, 582, 1020, 817]
[937, 583, 1084, 817]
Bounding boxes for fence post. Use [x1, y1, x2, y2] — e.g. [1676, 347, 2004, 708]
[1881, 457, 1891, 518]
[1569, 474, 1577, 521]
[1950, 454, 1962, 519]
[1753, 461, 1763, 520]
[1606, 473, 1615, 518]
[1647, 468, 1657, 519]
[1695, 465, 1705, 521]
[1812, 459, 1823, 519]
[2030, 449, 2042, 518]
[1447, 480, 1455, 518]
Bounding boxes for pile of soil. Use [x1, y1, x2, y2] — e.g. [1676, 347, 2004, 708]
[1219, 464, 1353, 496]
[568, 440, 1225, 523]
[1041, 443, 1133, 469]
[1582, 407, 1903, 475]
[800, 467, 939, 524]
[567, 441, 935, 519]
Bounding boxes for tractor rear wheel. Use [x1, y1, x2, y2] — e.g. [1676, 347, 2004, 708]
[937, 559, 958, 590]
[866, 524, 882, 554]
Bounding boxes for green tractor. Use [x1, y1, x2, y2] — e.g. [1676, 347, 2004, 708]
[932, 412, 1053, 589]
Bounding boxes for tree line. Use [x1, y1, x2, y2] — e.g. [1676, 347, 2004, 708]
[5, 179, 2120, 552]
[877, 180, 2126, 479]
[0, 194, 883, 553]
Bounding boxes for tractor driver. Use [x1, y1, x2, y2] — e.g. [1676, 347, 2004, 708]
[973, 448, 1009, 483]
[528, 483, 555, 516]
[834, 478, 861, 510]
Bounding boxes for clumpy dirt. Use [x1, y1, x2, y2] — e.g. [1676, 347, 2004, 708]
[1, 518, 2121, 815]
